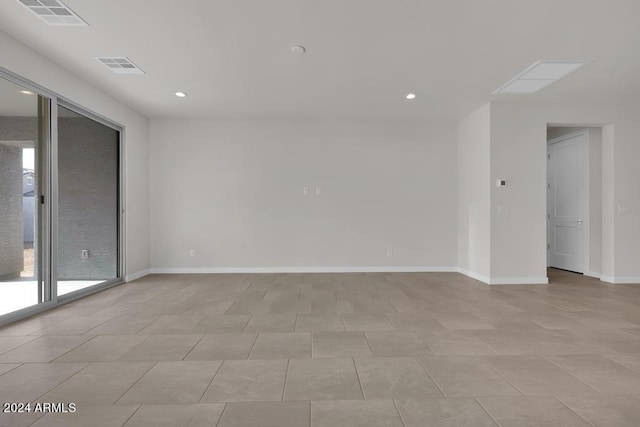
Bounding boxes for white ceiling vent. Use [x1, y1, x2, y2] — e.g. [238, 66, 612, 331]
[95, 57, 145, 75]
[494, 60, 591, 94]
[18, 0, 88, 26]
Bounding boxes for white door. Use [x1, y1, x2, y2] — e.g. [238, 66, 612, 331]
[548, 132, 588, 273]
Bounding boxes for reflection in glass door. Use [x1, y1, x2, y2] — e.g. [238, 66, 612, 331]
[0, 78, 49, 316]
[56, 105, 120, 296]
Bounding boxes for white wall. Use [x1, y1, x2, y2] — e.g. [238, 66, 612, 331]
[0, 30, 150, 279]
[150, 119, 458, 272]
[491, 102, 640, 284]
[457, 104, 491, 281]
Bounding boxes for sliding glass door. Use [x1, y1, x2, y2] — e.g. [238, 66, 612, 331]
[56, 105, 120, 296]
[0, 77, 50, 316]
[0, 70, 123, 324]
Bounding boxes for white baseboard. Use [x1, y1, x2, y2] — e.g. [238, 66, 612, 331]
[457, 268, 548, 285]
[150, 266, 458, 274]
[584, 271, 601, 279]
[125, 269, 150, 282]
[600, 275, 640, 284]
[457, 268, 491, 284]
[487, 276, 549, 285]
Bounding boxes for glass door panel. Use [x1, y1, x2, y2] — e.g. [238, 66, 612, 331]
[56, 105, 120, 296]
[0, 77, 48, 316]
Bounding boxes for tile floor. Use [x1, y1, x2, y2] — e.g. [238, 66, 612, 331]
[0, 269, 640, 426]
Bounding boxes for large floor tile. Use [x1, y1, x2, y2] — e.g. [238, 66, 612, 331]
[544, 354, 640, 394]
[31, 405, 139, 427]
[312, 332, 372, 358]
[355, 357, 441, 399]
[395, 398, 497, 427]
[429, 312, 495, 330]
[117, 361, 222, 404]
[477, 396, 591, 426]
[311, 399, 403, 427]
[285, 358, 363, 401]
[137, 315, 205, 334]
[249, 333, 311, 359]
[243, 314, 296, 332]
[418, 330, 495, 356]
[0, 336, 38, 355]
[53, 335, 147, 362]
[0, 363, 86, 403]
[193, 315, 251, 333]
[125, 403, 225, 427]
[219, 401, 310, 427]
[296, 314, 345, 332]
[342, 314, 395, 331]
[84, 315, 158, 335]
[201, 359, 287, 402]
[365, 332, 432, 357]
[385, 313, 445, 331]
[558, 394, 640, 427]
[185, 333, 257, 360]
[484, 355, 597, 395]
[419, 356, 521, 397]
[118, 334, 203, 361]
[41, 362, 153, 405]
[0, 335, 93, 363]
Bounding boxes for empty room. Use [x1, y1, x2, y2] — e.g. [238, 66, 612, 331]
[1, 1, 640, 426]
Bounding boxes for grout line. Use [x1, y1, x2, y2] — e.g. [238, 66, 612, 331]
[113, 361, 158, 404]
[181, 333, 206, 361]
[120, 404, 143, 425]
[553, 395, 596, 427]
[391, 398, 408, 427]
[415, 356, 446, 397]
[352, 357, 366, 399]
[473, 396, 503, 427]
[246, 333, 260, 359]
[281, 359, 290, 401]
[308, 399, 312, 427]
[361, 331, 376, 357]
[539, 354, 602, 394]
[198, 360, 225, 403]
[214, 402, 228, 427]
[480, 356, 525, 396]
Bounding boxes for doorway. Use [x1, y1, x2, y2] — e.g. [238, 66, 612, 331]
[547, 126, 602, 277]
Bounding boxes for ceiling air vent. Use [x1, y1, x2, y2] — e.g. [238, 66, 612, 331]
[18, 0, 88, 26]
[95, 57, 145, 75]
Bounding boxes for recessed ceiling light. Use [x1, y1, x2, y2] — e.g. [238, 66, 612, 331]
[20, 90, 34, 95]
[175, 92, 187, 98]
[406, 93, 416, 100]
[494, 60, 591, 94]
[290, 45, 306, 55]
[18, 0, 88, 26]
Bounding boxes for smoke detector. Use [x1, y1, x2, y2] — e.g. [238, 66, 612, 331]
[18, 0, 88, 26]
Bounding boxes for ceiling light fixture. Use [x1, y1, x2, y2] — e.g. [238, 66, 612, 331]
[406, 93, 416, 100]
[494, 60, 591, 94]
[18, 0, 88, 26]
[175, 92, 187, 98]
[20, 90, 34, 95]
[290, 45, 306, 55]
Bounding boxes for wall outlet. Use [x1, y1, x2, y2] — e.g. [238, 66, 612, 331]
[315, 187, 322, 195]
[81, 250, 89, 259]
[387, 248, 393, 258]
[303, 187, 309, 195]
[189, 249, 195, 257]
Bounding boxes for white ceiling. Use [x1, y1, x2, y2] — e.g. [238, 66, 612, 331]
[1, 0, 639, 120]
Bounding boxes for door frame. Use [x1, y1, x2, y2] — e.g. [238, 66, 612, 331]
[547, 129, 590, 274]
